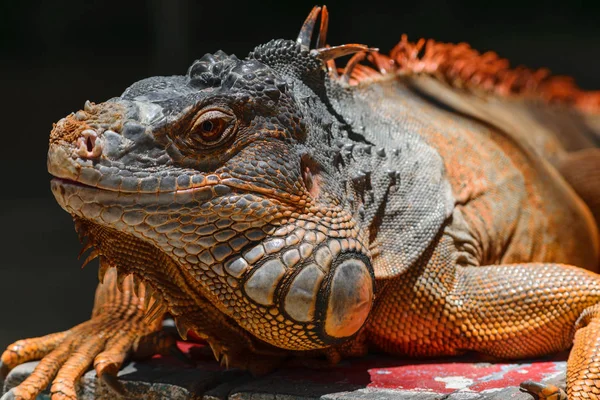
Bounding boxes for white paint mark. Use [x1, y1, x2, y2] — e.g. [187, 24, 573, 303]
[481, 388, 504, 393]
[543, 370, 565, 381]
[434, 376, 474, 390]
[375, 370, 392, 375]
[479, 363, 526, 382]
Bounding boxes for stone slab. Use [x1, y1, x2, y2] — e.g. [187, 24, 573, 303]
[1, 341, 567, 399]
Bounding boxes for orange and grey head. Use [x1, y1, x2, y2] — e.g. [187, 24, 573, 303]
[47, 20, 376, 352]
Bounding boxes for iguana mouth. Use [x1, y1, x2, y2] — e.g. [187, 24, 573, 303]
[51, 177, 91, 188]
[48, 144, 304, 205]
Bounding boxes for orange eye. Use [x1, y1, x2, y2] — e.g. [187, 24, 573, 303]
[189, 109, 235, 146]
[198, 118, 225, 140]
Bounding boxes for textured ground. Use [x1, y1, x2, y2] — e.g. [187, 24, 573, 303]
[1, 339, 567, 400]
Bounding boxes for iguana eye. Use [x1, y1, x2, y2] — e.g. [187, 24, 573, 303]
[189, 109, 236, 146]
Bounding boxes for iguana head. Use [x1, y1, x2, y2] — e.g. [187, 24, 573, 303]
[47, 7, 375, 354]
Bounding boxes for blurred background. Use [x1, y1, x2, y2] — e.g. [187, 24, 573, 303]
[0, 0, 599, 349]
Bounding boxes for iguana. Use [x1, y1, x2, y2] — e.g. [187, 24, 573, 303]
[3, 6, 600, 400]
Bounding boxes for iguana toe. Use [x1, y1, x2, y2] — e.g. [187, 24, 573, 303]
[1, 331, 70, 373]
[520, 380, 567, 400]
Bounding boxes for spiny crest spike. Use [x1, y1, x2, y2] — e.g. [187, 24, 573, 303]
[209, 342, 221, 361]
[116, 271, 127, 291]
[132, 275, 142, 298]
[316, 6, 329, 49]
[174, 318, 191, 340]
[313, 44, 378, 62]
[144, 292, 166, 323]
[326, 58, 339, 78]
[342, 52, 367, 83]
[297, 6, 322, 47]
[221, 354, 230, 369]
[78, 241, 94, 259]
[98, 258, 110, 283]
[144, 286, 155, 310]
[144, 300, 166, 323]
[81, 250, 100, 269]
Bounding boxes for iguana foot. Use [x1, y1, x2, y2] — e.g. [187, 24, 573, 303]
[520, 380, 567, 400]
[0, 314, 168, 400]
[1, 272, 167, 400]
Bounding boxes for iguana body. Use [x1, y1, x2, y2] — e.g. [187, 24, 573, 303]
[3, 6, 600, 399]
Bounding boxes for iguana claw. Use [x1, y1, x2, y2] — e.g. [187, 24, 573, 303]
[0, 388, 16, 400]
[0, 361, 9, 380]
[520, 380, 567, 400]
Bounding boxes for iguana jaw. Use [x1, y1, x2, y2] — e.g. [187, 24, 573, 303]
[50, 175, 374, 352]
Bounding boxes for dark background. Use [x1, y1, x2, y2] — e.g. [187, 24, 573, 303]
[1, 0, 599, 349]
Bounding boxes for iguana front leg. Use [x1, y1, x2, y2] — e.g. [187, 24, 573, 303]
[456, 264, 600, 399]
[1, 267, 169, 400]
[368, 234, 600, 399]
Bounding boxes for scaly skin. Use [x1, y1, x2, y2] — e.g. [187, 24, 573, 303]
[3, 6, 600, 400]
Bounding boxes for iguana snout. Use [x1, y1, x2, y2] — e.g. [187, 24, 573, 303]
[48, 99, 171, 191]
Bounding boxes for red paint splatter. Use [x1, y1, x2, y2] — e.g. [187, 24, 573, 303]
[367, 360, 563, 393]
[176, 340, 204, 356]
[151, 342, 565, 394]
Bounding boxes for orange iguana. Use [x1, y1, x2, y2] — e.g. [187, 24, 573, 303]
[2, 6, 600, 399]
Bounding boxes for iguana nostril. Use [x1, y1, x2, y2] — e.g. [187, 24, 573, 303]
[77, 129, 103, 159]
